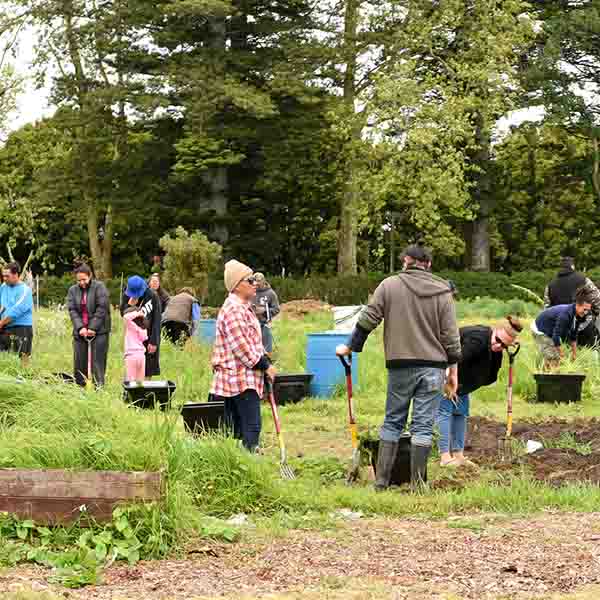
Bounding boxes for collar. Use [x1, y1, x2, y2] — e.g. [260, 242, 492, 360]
[228, 292, 251, 307]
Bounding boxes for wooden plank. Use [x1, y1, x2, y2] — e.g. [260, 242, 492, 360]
[0, 469, 163, 524]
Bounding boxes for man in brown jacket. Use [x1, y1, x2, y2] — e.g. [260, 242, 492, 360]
[337, 242, 461, 490]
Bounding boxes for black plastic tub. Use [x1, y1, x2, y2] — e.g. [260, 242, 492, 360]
[123, 380, 177, 411]
[52, 372, 76, 384]
[273, 373, 314, 406]
[533, 373, 586, 403]
[361, 433, 414, 485]
[181, 402, 225, 434]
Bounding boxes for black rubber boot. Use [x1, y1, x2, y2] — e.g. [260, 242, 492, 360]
[410, 444, 430, 490]
[374, 440, 399, 492]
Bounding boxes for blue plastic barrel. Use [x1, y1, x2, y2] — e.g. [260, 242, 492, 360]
[197, 319, 217, 345]
[306, 332, 359, 397]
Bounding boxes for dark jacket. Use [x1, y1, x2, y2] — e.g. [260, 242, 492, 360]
[156, 287, 170, 312]
[535, 304, 578, 346]
[253, 285, 280, 324]
[67, 280, 111, 337]
[457, 326, 503, 396]
[545, 270, 586, 307]
[120, 288, 162, 347]
[350, 267, 461, 369]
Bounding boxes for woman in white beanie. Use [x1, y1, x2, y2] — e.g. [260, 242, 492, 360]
[210, 260, 277, 451]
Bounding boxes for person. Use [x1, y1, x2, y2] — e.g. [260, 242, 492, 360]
[123, 306, 148, 382]
[210, 260, 277, 452]
[161, 287, 200, 344]
[148, 273, 170, 312]
[67, 264, 112, 386]
[437, 316, 523, 467]
[336, 242, 461, 491]
[0, 262, 34, 367]
[544, 257, 600, 348]
[252, 273, 280, 356]
[532, 287, 592, 370]
[120, 275, 162, 379]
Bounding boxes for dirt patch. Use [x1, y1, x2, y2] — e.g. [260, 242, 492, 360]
[280, 299, 332, 319]
[467, 416, 600, 485]
[4, 513, 600, 599]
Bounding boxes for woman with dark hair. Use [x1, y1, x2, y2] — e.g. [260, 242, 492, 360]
[67, 264, 112, 387]
[148, 273, 170, 312]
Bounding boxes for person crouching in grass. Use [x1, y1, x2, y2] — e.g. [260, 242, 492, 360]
[210, 260, 277, 452]
[531, 287, 592, 370]
[123, 307, 148, 382]
[437, 316, 522, 467]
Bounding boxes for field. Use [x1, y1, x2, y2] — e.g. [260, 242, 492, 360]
[2, 298, 600, 599]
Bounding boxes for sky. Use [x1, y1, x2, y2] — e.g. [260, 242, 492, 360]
[7, 27, 54, 132]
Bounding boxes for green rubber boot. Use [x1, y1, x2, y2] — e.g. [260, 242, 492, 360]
[411, 444, 430, 491]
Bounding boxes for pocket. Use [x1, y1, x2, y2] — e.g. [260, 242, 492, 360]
[422, 369, 444, 392]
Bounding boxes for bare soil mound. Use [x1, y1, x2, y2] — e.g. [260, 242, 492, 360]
[280, 299, 332, 318]
[467, 416, 600, 485]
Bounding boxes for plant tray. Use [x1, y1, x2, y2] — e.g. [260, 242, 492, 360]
[273, 373, 314, 406]
[533, 372, 586, 403]
[123, 380, 177, 411]
[181, 402, 225, 434]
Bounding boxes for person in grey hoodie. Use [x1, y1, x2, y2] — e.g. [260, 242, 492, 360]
[252, 273, 280, 355]
[337, 242, 461, 491]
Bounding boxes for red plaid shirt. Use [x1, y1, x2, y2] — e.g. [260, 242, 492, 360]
[210, 294, 265, 397]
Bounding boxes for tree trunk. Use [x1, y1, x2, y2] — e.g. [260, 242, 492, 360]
[337, 0, 359, 275]
[592, 135, 600, 205]
[470, 114, 493, 272]
[86, 201, 113, 280]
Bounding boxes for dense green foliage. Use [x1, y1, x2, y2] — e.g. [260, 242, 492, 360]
[35, 269, 600, 307]
[0, 1, 598, 276]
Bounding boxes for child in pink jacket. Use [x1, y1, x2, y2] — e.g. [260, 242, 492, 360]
[123, 307, 148, 381]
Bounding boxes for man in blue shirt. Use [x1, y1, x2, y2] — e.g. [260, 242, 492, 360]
[531, 287, 592, 370]
[0, 262, 34, 367]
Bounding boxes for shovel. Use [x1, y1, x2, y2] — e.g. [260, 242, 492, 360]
[266, 378, 295, 480]
[85, 334, 96, 391]
[338, 355, 363, 483]
[499, 342, 520, 460]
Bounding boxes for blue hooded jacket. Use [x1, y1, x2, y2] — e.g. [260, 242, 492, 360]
[535, 303, 578, 346]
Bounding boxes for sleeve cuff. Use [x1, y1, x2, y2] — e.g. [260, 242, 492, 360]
[348, 324, 370, 353]
[254, 355, 271, 371]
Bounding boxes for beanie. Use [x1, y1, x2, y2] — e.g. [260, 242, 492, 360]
[403, 240, 432, 264]
[224, 260, 253, 292]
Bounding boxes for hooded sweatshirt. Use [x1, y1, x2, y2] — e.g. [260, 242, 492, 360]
[124, 310, 148, 357]
[253, 283, 280, 324]
[349, 267, 461, 369]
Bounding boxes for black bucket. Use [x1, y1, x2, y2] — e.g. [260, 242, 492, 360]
[273, 374, 314, 406]
[52, 372, 76, 384]
[181, 402, 225, 434]
[123, 380, 177, 410]
[361, 433, 414, 485]
[533, 373, 586, 403]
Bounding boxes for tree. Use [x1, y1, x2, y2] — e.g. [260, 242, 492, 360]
[159, 227, 222, 300]
[0, 12, 22, 137]
[365, 0, 534, 271]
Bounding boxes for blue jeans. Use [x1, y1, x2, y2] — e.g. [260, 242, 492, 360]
[261, 324, 273, 353]
[381, 367, 445, 447]
[436, 394, 470, 453]
[217, 389, 262, 452]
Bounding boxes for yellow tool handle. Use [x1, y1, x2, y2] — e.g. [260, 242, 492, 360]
[506, 413, 513, 438]
[350, 423, 359, 449]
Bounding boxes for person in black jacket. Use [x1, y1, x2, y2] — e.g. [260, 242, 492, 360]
[120, 275, 162, 379]
[67, 264, 112, 387]
[436, 316, 523, 467]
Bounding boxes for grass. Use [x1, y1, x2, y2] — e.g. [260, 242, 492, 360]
[2, 300, 600, 586]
